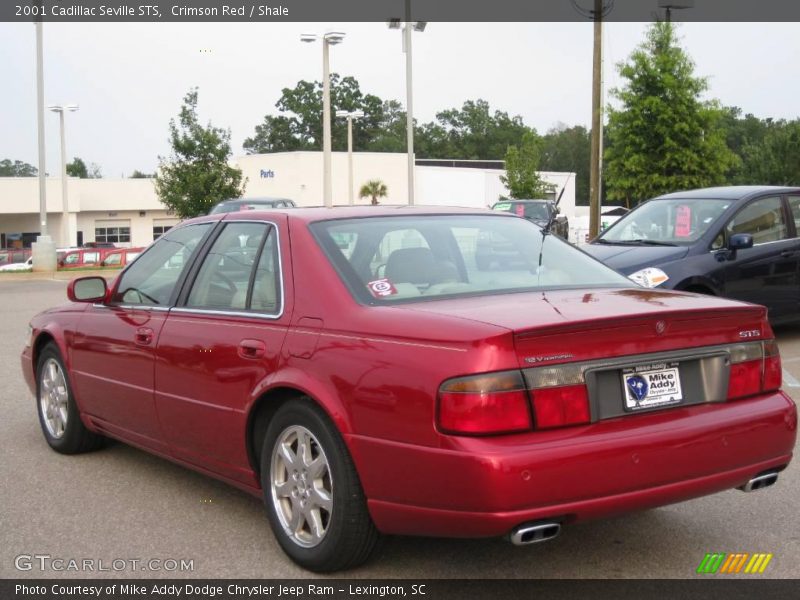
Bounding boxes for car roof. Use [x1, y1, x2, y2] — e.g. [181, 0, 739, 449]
[218, 197, 293, 204]
[186, 204, 509, 227]
[655, 185, 800, 201]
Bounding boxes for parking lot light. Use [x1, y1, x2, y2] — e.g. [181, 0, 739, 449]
[300, 32, 347, 208]
[335, 110, 365, 205]
[48, 104, 79, 248]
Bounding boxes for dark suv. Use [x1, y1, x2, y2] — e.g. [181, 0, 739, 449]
[491, 199, 569, 239]
[209, 197, 296, 214]
[584, 186, 800, 324]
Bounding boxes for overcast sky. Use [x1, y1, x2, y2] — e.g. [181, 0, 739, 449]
[1, 21, 798, 178]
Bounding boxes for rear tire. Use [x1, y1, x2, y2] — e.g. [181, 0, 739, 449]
[260, 399, 380, 572]
[36, 343, 105, 454]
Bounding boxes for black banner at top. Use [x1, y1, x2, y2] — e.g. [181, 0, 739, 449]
[5, 0, 800, 23]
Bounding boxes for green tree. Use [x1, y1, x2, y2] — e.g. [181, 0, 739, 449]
[66, 157, 88, 178]
[540, 124, 591, 204]
[738, 119, 800, 185]
[604, 22, 737, 205]
[66, 157, 102, 178]
[501, 132, 555, 199]
[423, 99, 531, 160]
[129, 170, 154, 178]
[359, 179, 388, 205]
[0, 159, 37, 176]
[244, 75, 401, 154]
[156, 88, 245, 218]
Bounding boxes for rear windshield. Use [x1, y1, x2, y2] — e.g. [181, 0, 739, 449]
[210, 200, 292, 214]
[493, 201, 550, 220]
[311, 215, 633, 304]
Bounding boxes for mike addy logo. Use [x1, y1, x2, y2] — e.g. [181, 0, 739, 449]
[696, 552, 773, 574]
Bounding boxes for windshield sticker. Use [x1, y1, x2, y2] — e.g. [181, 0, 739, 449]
[494, 203, 511, 211]
[675, 205, 692, 237]
[367, 278, 398, 298]
[515, 204, 526, 217]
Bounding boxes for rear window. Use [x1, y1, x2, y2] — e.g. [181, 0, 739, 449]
[493, 202, 550, 221]
[311, 215, 632, 304]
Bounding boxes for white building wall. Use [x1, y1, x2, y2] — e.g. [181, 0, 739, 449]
[235, 151, 409, 206]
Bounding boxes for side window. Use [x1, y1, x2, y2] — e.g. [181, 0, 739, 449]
[84, 252, 100, 264]
[112, 223, 212, 306]
[186, 222, 268, 310]
[787, 196, 800, 236]
[104, 253, 121, 266]
[726, 196, 787, 244]
[250, 230, 281, 314]
[64, 253, 79, 265]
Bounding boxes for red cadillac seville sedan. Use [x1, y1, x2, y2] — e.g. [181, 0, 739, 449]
[21, 206, 797, 571]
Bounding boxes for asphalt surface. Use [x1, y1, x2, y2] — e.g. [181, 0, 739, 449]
[1, 279, 798, 579]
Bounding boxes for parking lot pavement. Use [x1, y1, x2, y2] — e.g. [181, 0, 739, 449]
[1, 279, 798, 579]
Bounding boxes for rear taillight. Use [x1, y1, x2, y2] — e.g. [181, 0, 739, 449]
[525, 363, 591, 429]
[530, 384, 590, 429]
[438, 371, 532, 435]
[727, 340, 782, 400]
[763, 340, 782, 392]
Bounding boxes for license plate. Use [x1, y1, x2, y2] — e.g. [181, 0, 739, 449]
[622, 362, 683, 411]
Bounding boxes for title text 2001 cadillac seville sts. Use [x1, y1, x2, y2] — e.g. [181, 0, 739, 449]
[21, 206, 797, 571]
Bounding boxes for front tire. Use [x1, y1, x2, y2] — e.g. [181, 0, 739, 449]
[36, 342, 105, 454]
[260, 399, 380, 572]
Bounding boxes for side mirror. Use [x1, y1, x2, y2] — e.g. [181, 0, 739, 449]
[728, 233, 754, 251]
[67, 276, 108, 303]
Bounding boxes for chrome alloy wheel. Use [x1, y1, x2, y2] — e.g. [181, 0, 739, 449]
[39, 358, 69, 439]
[270, 425, 333, 548]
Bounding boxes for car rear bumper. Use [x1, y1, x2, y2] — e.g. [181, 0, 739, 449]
[348, 391, 797, 538]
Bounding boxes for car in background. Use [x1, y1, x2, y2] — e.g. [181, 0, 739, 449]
[491, 199, 569, 239]
[209, 197, 296, 214]
[22, 206, 796, 572]
[58, 248, 113, 269]
[100, 247, 144, 268]
[0, 256, 33, 272]
[0, 248, 31, 266]
[584, 186, 800, 324]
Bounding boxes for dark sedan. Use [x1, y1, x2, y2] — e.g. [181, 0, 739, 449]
[584, 186, 800, 323]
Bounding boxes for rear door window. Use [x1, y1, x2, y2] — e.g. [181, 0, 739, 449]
[726, 196, 788, 244]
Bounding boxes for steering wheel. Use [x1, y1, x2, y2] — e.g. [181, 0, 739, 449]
[212, 271, 237, 294]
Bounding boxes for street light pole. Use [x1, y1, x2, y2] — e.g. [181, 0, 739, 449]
[31, 20, 57, 272]
[301, 32, 345, 208]
[322, 40, 332, 208]
[388, 5, 426, 206]
[336, 110, 364, 205]
[49, 104, 79, 248]
[404, 0, 415, 206]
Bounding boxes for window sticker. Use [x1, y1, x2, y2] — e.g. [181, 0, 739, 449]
[493, 203, 511, 211]
[367, 278, 398, 298]
[675, 205, 692, 237]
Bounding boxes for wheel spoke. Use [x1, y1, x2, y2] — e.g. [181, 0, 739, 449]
[278, 441, 297, 470]
[298, 431, 313, 467]
[311, 487, 332, 513]
[288, 498, 303, 534]
[307, 455, 327, 479]
[274, 480, 293, 498]
[306, 506, 325, 541]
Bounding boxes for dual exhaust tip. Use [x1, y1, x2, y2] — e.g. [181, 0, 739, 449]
[509, 470, 781, 546]
[739, 471, 780, 492]
[509, 521, 561, 546]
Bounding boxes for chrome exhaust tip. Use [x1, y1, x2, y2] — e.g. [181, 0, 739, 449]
[509, 521, 561, 546]
[739, 471, 779, 492]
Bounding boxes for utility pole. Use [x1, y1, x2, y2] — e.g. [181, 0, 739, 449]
[588, 0, 604, 240]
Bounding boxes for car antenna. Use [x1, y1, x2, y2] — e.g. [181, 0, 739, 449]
[537, 183, 567, 284]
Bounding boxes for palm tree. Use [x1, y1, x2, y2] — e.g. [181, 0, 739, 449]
[359, 179, 388, 205]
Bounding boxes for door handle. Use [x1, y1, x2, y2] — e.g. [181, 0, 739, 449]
[780, 250, 798, 258]
[238, 339, 266, 359]
[135, 327, 154, 346]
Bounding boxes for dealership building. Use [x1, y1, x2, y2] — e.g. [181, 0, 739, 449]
[0, 151, 577, 249]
